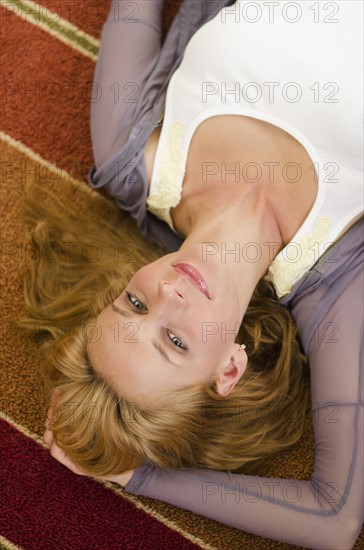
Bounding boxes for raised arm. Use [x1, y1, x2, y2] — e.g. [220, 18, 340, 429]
[124, 223, 364, 549]
[90, 0, 164, 168]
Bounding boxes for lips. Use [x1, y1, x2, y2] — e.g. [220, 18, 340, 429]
[172, 263, 211, 299]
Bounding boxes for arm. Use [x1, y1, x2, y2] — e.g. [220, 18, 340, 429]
[124, 239, 364, 549]
[90, 0, 234, 174]
[90, 0, 164, 168]
[88, 0, 234, 251]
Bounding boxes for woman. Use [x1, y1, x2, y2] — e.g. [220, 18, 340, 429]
[27, 0, 362, 547]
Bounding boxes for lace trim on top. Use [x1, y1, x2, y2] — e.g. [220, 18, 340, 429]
[146, 121, 186, 230]
[267, 216, 331, 298]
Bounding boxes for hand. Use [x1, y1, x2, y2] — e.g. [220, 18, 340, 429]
[43, 428, 135, 486]
[44, 391, 135, 487]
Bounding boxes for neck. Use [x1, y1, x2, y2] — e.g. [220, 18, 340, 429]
[174, 184, 284, 317]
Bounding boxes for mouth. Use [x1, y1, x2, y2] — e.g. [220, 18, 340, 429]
[172, 263, 211, 299]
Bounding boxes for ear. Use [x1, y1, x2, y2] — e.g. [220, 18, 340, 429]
[214, 345, 248, 397]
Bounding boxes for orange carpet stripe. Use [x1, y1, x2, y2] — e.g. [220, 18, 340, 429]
[33, 0, 109, 39]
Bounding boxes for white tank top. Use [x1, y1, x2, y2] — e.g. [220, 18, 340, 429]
[147, 0, 363, 298]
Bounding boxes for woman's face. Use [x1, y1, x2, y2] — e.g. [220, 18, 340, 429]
[90, 245, 247, 405]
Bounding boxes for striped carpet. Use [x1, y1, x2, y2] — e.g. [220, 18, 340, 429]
[1, 1, 363, 549]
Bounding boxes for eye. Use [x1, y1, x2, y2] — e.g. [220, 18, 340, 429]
[166, 330, 188, 351]
[124, 291, 188, 352]
[125, 291, 147, 312]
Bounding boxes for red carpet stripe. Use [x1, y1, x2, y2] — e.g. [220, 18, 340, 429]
[1, 0, 99, 60]
[0, 5, 95, 182]
[34, 0, 180, 43]
[0, 419, 200, 550]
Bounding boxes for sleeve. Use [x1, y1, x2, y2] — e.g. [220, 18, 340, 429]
[87, 0, 230, 253]
[124, 238, 364, 549]
[90, 0, 164, 169]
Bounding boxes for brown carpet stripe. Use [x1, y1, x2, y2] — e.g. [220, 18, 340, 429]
[0, 131, 104, 200]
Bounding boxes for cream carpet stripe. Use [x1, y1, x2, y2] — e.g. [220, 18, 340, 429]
[0, 536, 23, 550]
[1, 413, 48, 448]
[0, 0, 99, 61]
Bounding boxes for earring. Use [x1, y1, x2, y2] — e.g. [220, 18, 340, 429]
[239, 344, 246, 351]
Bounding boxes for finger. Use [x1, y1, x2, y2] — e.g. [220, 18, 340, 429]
[44, 412, 51, 431]
[51, 388, 61, 400]
[45, 403, 60, 429]
[50, 440, 86, 476]
[45, 388, 62, 429]
[43, 428, 53, 447]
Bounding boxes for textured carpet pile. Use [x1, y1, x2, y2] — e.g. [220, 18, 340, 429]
[1, 1, 363, 549]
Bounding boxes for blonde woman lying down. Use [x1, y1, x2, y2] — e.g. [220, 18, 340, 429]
[23, 1, 363, 548]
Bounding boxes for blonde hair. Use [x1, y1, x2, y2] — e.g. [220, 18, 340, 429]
[20, 183, 310, 476]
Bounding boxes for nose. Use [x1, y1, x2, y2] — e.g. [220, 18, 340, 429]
[158, 280, 187, 306]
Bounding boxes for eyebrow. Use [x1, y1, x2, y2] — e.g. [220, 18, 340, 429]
[111, 302, 182, 368]
[111, 302, 132, 318]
